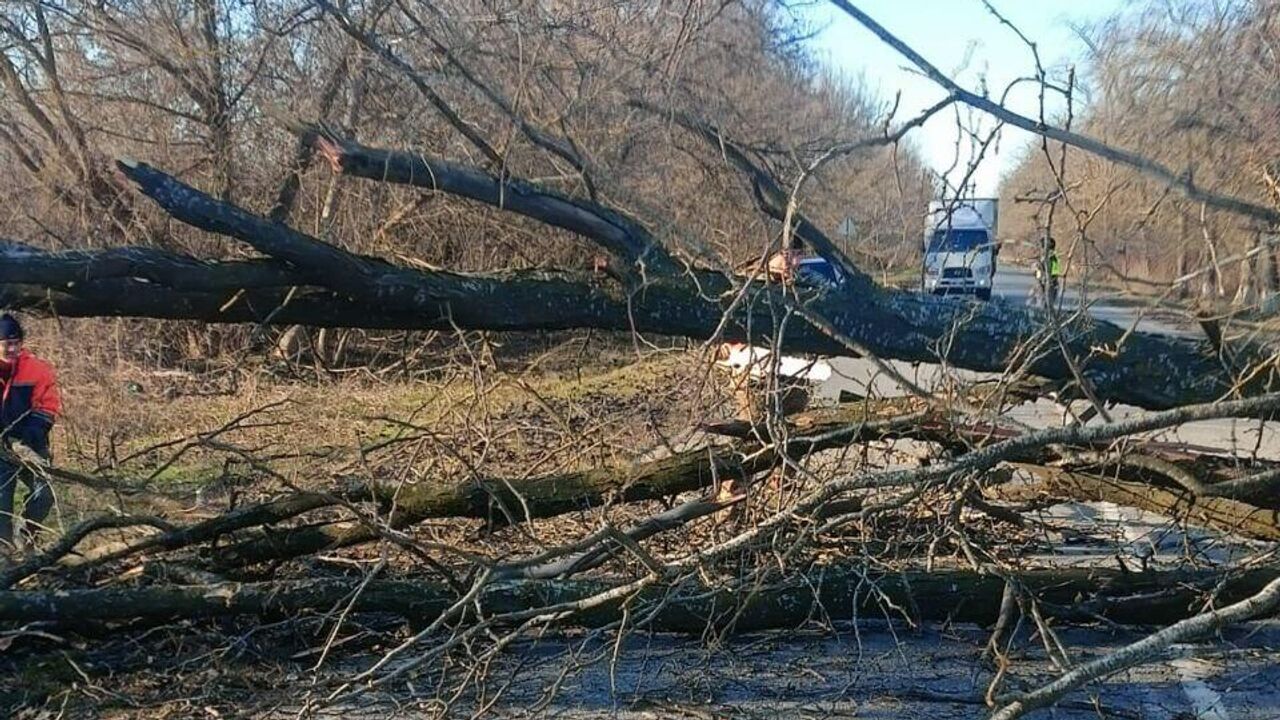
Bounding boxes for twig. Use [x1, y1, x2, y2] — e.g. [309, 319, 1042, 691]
[990, 576, 1280, 719]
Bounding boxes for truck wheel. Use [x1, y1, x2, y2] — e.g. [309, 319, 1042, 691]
[976, 288, 992, 302]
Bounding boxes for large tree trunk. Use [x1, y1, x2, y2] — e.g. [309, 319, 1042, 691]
[7, 150, 1277, 412]
[3, 566, 1276, 631]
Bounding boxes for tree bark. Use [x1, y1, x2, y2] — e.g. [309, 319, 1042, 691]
[215, 400, 927, 567]
[994, 463, 1280, 541]
[14, 156, 1278, 412]
[2, 566, 1275, 632]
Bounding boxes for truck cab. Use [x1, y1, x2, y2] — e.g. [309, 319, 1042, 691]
[922, 199, 998, 301]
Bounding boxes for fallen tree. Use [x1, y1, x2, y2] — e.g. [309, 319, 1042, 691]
[9, 390, 1267, 580]
[6, 1, 1280, 717]
[3, 152, 1276, 410]
[3, 565, 1276, 631]
[995, 463, 1280, 542]
[6, 390, 1276, 587]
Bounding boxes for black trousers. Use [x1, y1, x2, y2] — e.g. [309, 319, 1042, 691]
[0, 420, 53, 546]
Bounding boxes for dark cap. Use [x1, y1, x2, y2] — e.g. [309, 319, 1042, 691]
[0, 313, 23, 341]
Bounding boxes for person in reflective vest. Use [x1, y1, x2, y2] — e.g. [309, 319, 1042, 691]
[1035, 237, 1063, 306]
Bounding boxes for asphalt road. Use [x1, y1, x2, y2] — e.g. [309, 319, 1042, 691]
[299, 622, 1280, 719]
[991, 265, 1190, 337]
[815, 266, 1279, 458]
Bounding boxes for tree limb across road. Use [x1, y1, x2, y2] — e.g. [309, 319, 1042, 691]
[2, 565, 1275, 631]
[4, 151, 1276, 411]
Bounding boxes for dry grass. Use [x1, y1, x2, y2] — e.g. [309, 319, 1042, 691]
[18, 318, 732, 538]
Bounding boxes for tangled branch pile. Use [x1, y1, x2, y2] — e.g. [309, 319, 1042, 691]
[3, 0, 1280, 718]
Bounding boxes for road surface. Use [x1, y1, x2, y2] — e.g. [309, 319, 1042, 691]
[717, 266, 1280, 461]
[991, 265, 1191, 336]
[295, 621, 1280, 719]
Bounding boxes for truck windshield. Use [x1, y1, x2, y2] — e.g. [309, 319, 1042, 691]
[928, 229, 989, 253]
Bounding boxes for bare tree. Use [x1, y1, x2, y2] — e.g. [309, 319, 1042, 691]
[3, 2, 1280, 718]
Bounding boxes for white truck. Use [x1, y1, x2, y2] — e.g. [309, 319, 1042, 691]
[922, 198, 999, 301]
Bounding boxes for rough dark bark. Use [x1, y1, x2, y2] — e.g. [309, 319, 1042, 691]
[135, 152, 1280, 409]
[2, 566, 1275, 631]
[309, 132, 675, 275]
[0, 241, 713, 333]
[8, 163, 1273, 413]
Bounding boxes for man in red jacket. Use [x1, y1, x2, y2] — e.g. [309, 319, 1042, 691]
[0, 313, 61, 550]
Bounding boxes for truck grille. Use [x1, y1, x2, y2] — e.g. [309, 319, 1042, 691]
[942, 267, 972, 279]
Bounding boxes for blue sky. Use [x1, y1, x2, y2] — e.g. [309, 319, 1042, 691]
[808, 0, 1128, 195]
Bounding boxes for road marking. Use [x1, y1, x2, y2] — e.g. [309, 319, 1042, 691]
[1171, 652, 1230, 720]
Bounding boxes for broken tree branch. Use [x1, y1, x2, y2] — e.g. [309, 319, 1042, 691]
[5, 156, 1271, 410]
[994, 463, 1280, 542]
[215, 400, 925, 567]
[990, 575, 1280, 720]
[829, 0, 1280, 226]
